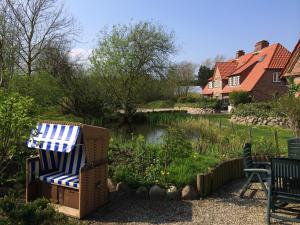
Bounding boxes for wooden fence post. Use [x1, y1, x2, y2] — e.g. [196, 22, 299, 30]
[248, 127, 252, 142]
[273, 130, 279, 151]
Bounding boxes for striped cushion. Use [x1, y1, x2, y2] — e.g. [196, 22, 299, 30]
[40, 171, 79, 188]
[39, 138, 85, 188]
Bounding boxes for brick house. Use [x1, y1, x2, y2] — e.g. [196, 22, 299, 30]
[202, 40, 291, 101]
[282, 39, 300, 97]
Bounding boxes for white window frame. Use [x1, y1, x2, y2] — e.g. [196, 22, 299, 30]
[230, 76, 240, 86]
[228, 77, 232, 86]
[272, 72, 281, 83]
[208, 81, 213, 89]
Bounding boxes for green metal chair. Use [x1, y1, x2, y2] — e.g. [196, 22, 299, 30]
[240, 143, 270, 198]
[266, 157, 300, 224]
[288, 137, 300, 159]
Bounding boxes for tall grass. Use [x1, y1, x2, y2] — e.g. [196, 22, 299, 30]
[175, 117, 288, 160]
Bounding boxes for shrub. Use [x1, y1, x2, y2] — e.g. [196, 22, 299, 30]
[0, 91, 37, 176]
[0, 196, 73, 225]
[108, 127, 194, 187]
[9, 72, 63, 108]
[277, 95, 300, 136]
[233, 102, 283, 118]
[142, 100, 175, 109]
[229, 91, 251, 106]
[176, 95, 221, 109]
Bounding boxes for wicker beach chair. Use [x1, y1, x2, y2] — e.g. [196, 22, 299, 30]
[26, 121, 109, 219]
[240, 143, 270, 198]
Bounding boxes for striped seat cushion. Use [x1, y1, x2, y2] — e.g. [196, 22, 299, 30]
[40, 171, 79, 188]
[39, 139, 85, 189]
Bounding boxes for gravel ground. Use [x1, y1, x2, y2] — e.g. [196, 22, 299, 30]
[82, 179, 299, 225]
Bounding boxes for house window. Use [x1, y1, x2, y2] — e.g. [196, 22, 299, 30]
[228, 77, 232, 86]
[208, 81, 213, 89]
[213, 80, 221, 88]
[229, 76, 240, 86]
[272, 72, 281, 83]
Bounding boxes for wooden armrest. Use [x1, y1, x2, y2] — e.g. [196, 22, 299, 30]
[244, 168, 270, 174]
[81, 159, 108, 171]
[253, 162, 271, 166]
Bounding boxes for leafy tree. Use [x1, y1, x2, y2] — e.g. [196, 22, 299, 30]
[197, 55, 226, 88]
[169, 61, 197, 97]
[197, 65, 213, 88]
[90, 21, 176, 123]
[0, 91, 37, 175]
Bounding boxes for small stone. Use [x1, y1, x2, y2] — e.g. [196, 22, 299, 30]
[166, 185, 179, 200]
[107, 178, 116, 192]
[149, 185, 165, 201]
[181, 185, 197, 200]
[116, 182, 130, 193]
[136, 186, 148, 199]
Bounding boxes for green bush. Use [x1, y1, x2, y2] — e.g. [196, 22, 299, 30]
[176, 94, 220, 109]
[229, 91, 251, 106]
[277, 95, 300, 136]
[0, 196, 73, 225]
[109, 127, 194, 188]
[233, 102, 284, 118]
[9, 72, 63, 108]
[177, 93, 202, 103]
[0, 91, 37, 177]
[141, 100, 175, 109]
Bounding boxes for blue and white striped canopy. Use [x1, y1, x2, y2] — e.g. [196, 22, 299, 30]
[27, 123, 81, 153]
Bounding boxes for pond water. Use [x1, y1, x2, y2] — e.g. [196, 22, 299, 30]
[108, 124, 167, 144]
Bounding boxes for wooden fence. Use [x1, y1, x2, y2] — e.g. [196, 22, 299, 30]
[196, 155, 275, 197]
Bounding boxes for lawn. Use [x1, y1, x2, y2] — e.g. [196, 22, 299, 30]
[201, 114, 293, 153]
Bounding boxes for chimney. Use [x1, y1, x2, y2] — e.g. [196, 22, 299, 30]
[254, 40, 269, 51]
[236, 50, 245, 58]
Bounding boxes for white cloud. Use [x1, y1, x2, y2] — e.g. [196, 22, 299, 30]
[69, 48, 93, 65]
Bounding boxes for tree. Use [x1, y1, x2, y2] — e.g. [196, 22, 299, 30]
[0, 3, 20, 87]
[5, 0, 75, 76]
[90, 21, 176, 122]
[197, 54, 226, 88]
[169, 61, 197, 97]
[197, 65, 213, 88]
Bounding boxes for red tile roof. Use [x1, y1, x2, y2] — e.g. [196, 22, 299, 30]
[282, 39, 300, 77]
[216, 61, 238, 79]
[202, 42, 291, 95]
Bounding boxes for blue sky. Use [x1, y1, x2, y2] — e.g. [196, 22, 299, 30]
[64, 0, 300, 64]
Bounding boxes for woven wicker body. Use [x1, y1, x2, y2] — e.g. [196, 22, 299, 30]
[26, 121, 109, 219]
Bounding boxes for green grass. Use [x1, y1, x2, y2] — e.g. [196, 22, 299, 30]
[189, 114, 294, 154]
[141, 100, 175, 109]
[168, 153, 219, 187]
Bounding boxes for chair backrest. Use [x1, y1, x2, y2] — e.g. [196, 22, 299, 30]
[288, 138, 300, 160]
[243, 143, 253, 169]
[39, 137, 86, 175]
[271, 157, 300, 196]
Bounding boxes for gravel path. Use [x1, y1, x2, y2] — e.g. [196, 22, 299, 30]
[83, 179, 299, 225]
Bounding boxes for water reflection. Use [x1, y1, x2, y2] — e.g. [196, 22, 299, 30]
[109, 124, 166, 144]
